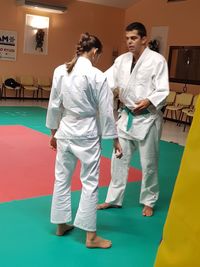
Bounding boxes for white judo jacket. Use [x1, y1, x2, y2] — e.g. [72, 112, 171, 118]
[106, 47, 169, 140]
[46, 56, 118, 140]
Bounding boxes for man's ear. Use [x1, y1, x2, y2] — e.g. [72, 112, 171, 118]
[142, 36, 148, 45]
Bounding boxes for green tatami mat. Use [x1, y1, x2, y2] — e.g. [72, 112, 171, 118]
[0, 106, 49, 135]
[0, 183, 170, 267]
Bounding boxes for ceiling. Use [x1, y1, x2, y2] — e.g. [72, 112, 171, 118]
[77, 0, 140, 9]
[35, 0, 140, 9]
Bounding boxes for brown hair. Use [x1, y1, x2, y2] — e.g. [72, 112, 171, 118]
[66, 32, 103, 73]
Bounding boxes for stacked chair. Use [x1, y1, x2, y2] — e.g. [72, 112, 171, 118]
[37, 76, 51, 99]
[164, 92, 193, 123]
[20, 75, 38, 100]
[165, 91, 176, 106]
[2, 75, 21, 99]
[0, 75, 52, 100]
[0, 76, 2, 99]
[180, 94, 199, 131]
[163, 91, 176, 116]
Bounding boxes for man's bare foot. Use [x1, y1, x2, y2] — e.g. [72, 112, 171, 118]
[97, 203, 121, 210]
[142, 205, 153, 217]
[86, 236, 112, 249]
[56, 224, 74, 236]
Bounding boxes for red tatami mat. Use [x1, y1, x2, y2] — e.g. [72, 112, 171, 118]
[0, 125, 141, 202]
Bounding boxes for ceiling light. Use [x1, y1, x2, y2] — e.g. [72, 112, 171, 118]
[16, 0, 67, 14]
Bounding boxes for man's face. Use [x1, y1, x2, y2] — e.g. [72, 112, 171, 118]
[126, 30, 147, 56]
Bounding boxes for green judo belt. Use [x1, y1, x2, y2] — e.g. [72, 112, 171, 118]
[123, 106, 150, 131]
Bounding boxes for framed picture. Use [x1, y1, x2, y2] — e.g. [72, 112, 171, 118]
[24, 14, 49, 55]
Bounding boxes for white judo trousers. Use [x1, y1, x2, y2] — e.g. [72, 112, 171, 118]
[104, 47, 169, 208]
[46, 57, 118, 232]
[106, 122, 161, 208]
[51, 137, 101, 231]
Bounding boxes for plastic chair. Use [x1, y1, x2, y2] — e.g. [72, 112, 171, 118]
[166, 91, 176, 105]
[20, 75, 38, 99]
[0, 76, 2, 99]
[37, 76, 51, 99]
[163, 91, 176, 117]
[2, 75, 21, 99]
[181, 95, 199, 131]
[165, 92, 193, 122]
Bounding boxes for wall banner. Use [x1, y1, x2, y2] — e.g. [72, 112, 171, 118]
[0, 30, 17, 61]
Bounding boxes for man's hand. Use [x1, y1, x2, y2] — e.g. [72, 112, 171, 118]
[114, 138, 123, 159]
[133, 99, 151, 114]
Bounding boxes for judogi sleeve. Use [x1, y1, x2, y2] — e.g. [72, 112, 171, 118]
[147, 59, 169, 110]
[95, 73, 118, 139]
[104, 55, 122, 91]
[46, 68, 64, 129]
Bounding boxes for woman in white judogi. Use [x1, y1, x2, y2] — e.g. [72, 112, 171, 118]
[46, 33, 122, 248]
[98, 22, 169, 216]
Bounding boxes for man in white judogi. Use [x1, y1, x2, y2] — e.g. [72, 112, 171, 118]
[98, 22, 169, 216]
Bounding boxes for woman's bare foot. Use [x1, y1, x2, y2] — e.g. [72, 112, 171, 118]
[86, 236, 112, 249]
[142, 205, 153, 217]
[86, 232, 112, 249]
[97, 203, 121, 210]
[56, 224, 74, 236]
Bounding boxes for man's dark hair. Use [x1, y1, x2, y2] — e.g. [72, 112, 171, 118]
[126, 22, 147, 38]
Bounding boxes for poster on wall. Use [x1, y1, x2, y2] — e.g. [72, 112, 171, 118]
[150, 26, 169, 56]
[24, 14, 49, 55]
[0, 30, 17, 61]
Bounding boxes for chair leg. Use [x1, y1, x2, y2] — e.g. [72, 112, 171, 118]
[183, 116, 188, 132]
[177, 113, 181, 126]
[189, 116, 193, 128]
[18, 89, 21, 100]
[171, 110, 174, 120]
[165, 109, 169, 121]
[175, 111, 178, 121]
[4, 87, 7, 100]
[177, 111, 183, 126]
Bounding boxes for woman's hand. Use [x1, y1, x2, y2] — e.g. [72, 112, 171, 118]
[50, 136, 57, 150]
[50, 129, 57, 150]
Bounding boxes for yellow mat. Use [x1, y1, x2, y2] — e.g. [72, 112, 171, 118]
[154, 96, 200, 267]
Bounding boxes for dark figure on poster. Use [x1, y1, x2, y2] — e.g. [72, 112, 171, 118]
[35, 29, 45, 52]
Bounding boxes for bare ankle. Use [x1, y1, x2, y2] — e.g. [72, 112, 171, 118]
[86, 231, 96, 241]
[56, 223, 74, 236]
